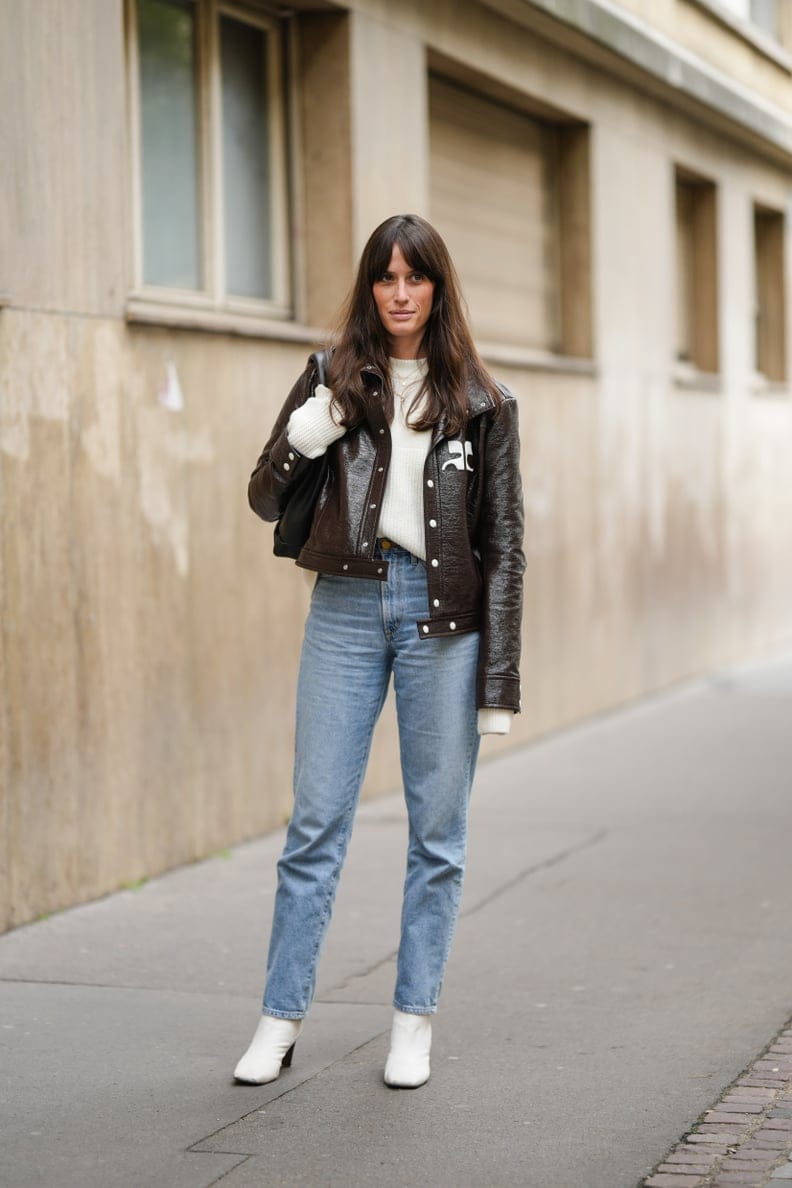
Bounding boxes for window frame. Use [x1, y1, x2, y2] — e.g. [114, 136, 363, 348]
[753, 200, 788, 386]
[428, 72, 563, 355]
[674, 165, 720, 382]
[126, 0, 292, 323]
[427, 64, 593, 366]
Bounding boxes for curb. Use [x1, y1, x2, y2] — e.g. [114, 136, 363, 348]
[642, 1018, 792, 1187]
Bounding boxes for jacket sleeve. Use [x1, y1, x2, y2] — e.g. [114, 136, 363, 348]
[248, 359, 322, 523]
[476, 392, 526, 712]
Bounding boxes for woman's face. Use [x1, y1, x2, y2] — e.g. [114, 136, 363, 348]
[372, 243, 435, 359]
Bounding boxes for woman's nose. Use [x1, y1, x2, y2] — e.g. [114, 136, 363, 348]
[394, 279, 409, 302]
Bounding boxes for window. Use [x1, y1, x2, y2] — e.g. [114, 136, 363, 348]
[675, 168, 719, 374]
[749, 0, 779, 38]
[716, 0, 776, 33]
[128, 0, 290, 319]
[698, 0, 784, 43]
[754, 204, 787, 383]
[428, 74, 591, 358]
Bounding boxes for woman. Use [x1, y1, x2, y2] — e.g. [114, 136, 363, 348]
[237, 214, 524, 1089]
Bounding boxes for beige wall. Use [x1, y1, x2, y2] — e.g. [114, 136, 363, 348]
[1, 0, 791, 931]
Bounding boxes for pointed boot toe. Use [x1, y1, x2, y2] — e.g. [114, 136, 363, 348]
[234, 1016, 302, 1085]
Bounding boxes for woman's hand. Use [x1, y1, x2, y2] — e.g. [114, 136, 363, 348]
[286, 385, 347, 459]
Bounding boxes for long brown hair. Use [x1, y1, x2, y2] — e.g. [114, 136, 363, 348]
[327, 214, 502, 436]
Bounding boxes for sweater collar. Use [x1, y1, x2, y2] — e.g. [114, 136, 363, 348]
[361, 362, 495, 419]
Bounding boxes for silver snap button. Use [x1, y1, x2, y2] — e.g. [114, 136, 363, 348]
[433, 599, 440, 608]
[450, 622, 456, 630]
[370, 503, 376, 510]
[377, 567, 383, 574]
[283, 462, 290, 471]
[288, 452, 295, 461]
[377, 466, 384, 472]
[342, 564, 348, 570]
[431, 559, 439, 568]
[362, 541, 368, 549]
[427, 479, 434, 488]
[422, 625, 429, 635]
[379, 428, 385, 435]
[429, 519, 437, 528]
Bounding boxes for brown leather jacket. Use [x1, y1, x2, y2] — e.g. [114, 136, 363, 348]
[248, 356, 525, 712]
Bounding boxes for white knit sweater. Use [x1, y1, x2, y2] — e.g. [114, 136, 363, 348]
[285, 359, 513, 736]
[377, 357, 432, 561]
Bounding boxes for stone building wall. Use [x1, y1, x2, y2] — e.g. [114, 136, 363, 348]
[1, 0, 790, 930]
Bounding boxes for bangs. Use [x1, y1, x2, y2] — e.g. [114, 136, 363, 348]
[395, 234, 438, 282]
[365, 217, 441, 284]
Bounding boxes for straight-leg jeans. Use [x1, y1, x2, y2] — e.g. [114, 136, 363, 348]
[262, 544, 480, 1019]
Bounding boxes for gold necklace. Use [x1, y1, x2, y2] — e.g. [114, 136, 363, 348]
[391, 364, 426, 399]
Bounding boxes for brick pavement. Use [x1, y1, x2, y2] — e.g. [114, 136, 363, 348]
[643, 1020, 792, 1188]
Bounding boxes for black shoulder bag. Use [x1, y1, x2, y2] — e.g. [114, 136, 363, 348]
[273, 349, 332, 559]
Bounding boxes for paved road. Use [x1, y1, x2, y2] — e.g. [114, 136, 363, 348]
[2, 651, 792, 1187]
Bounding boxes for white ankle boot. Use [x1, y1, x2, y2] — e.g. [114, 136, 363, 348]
[233, 1015, 303, 1084]
[383, 1009, 432, 1088]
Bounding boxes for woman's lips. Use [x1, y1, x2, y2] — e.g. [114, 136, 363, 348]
[389, 311, 414, 319]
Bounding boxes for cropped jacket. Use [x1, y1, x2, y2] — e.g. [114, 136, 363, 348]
[248, 356, 525, 712]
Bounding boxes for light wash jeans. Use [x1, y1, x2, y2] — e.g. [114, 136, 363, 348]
[262, 543, 480, 1018]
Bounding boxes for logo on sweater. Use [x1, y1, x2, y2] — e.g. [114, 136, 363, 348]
[442, 441, 473, 472]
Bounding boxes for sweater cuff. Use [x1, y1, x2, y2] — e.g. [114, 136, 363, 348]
[286, 384, 345, 459]
[477, 708, 513, 736]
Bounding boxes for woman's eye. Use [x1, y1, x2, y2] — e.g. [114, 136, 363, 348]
[410, 273, 426, 283]
[378, 273, 393, 283]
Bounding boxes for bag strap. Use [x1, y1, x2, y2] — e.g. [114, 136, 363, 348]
[309, 347, 332, 389]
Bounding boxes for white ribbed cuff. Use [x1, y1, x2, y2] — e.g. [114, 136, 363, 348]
[477, 708, 513, 736]
[286, 384, 345, 459]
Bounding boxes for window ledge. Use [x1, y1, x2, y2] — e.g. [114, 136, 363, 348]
[673, 362, 722, 391]
[687, 0, 792, 72]
[478, 341, 597, 375]
[750, 372, 790, 396]
[125, 296, 324, 344]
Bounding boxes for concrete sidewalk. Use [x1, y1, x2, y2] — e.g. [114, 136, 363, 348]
[2, 650, 792, 1188]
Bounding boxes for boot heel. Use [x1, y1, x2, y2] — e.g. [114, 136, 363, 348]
[281, 1043, 296, 1069]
